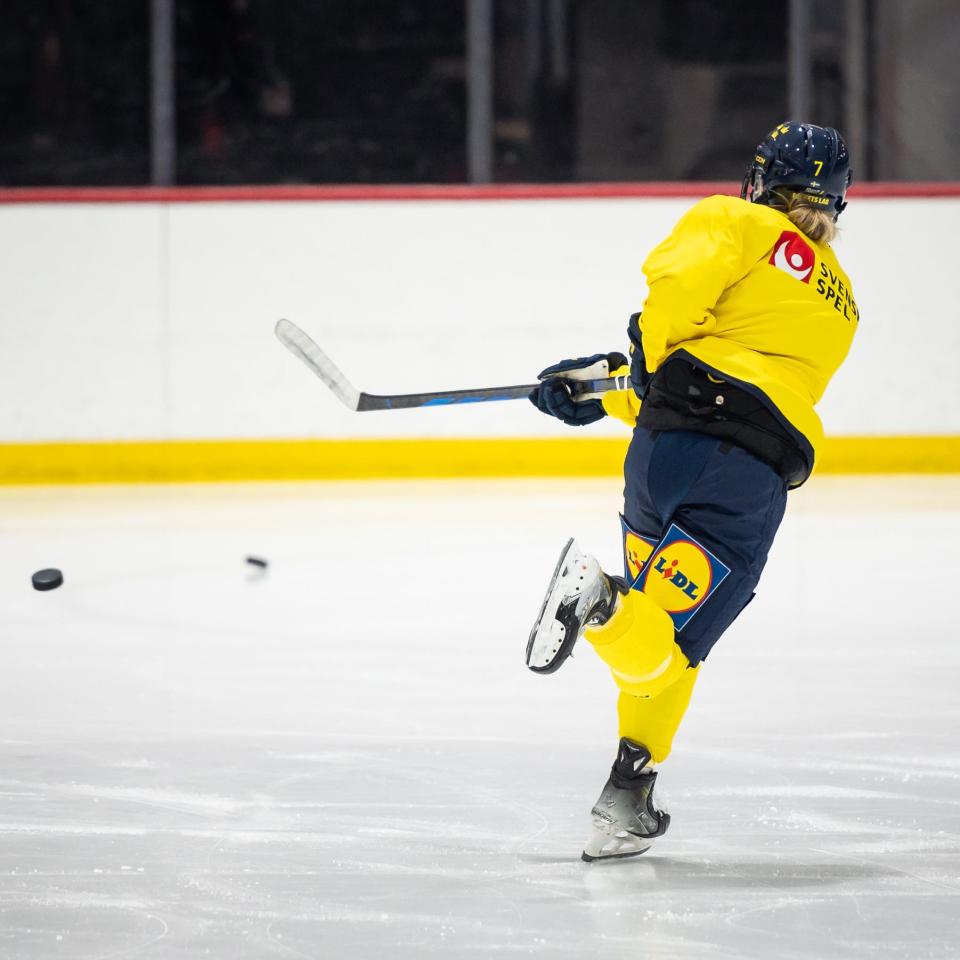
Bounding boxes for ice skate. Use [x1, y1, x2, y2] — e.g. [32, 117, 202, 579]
[526, 538, 620, 674]
[581, 738, 669, 862]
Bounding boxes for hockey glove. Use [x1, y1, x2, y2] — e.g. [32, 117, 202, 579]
[627, 312, 652, 400]
[529, 353, 627, 427]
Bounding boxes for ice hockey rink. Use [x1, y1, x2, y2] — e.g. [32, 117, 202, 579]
[1, 474, 958, 959]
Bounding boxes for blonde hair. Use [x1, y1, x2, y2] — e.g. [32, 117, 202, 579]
[786, 193, 838, 245]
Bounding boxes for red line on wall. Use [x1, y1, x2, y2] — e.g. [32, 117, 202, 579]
[1, 182, 960, 204]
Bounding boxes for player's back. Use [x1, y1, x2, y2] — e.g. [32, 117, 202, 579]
[640, 194, 859, 471]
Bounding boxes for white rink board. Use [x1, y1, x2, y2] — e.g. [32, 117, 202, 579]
[1, 196, 957, 442]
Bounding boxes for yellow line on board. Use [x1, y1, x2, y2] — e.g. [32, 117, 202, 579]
[0, 437, 958, 485]
[818, 436, 960, 473]
[0, 438, 623, 484]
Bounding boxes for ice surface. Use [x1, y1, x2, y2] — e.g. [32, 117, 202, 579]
[0, 477, 958, 958]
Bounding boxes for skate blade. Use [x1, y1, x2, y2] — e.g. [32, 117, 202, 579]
[581, 830, 653, 863]
[525, 538, 576, 673]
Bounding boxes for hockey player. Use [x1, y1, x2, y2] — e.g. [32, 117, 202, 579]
[527, 122, 857, 861]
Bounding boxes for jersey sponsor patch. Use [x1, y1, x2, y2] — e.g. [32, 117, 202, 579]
[635, 523, 732, 631]
[620, 515, 658, 588]
[768, 230, 816, 284]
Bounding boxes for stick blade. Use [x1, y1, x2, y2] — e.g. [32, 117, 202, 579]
[274, 319, 361, 411]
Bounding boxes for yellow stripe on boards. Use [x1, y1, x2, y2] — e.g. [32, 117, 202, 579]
[818, 436, 960, 474]
[0, 438, 625, 485]
[0, 436, 958, 485]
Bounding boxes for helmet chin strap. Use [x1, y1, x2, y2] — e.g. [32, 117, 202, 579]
[743, 169, 783, 209]
[740, 167, 764, 203]
[765, 186, 794, 210]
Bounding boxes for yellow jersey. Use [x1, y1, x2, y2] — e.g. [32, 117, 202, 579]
[602, 194, 858, 469]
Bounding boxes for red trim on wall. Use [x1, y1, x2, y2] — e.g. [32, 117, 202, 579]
[0, 183, 733, 203]
[2, 181, 960, 204]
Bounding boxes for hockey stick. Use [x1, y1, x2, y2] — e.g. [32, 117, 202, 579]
[274, 318, 628, 412]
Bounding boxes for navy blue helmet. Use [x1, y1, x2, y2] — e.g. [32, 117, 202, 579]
[741, 122, 852, 220]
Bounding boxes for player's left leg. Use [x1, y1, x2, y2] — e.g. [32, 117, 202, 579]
[525, 543, 692, 688]
[525, 532, 697, 698]
[584, 589, 690, 698]
[526, 548, 701, 860]
[525, 539, 622, 674]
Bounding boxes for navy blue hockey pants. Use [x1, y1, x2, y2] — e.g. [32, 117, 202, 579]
[623, 428, 788, 666]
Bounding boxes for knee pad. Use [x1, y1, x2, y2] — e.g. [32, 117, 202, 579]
[584, 590, 690, 698]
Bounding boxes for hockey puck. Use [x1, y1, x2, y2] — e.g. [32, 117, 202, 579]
[245, 556, 268, 569]
[32, 568, 63, 591]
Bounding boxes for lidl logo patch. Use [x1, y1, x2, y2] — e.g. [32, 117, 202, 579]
[636, 524, 731, 631]
[620, 516, 658, 588]
[769, 230, 816, 283]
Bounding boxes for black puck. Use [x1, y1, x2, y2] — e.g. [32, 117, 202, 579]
[245, 556, 268, 569]
[32, 568, 64, 591]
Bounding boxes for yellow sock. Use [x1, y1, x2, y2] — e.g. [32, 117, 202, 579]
[584, 589, 690, 698]
[617, 666, 699, 763]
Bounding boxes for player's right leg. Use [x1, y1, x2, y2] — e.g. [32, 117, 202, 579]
[581, 738, 670, 861]
[617, 665, 699, 764]
[579, 430, 787, 860]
